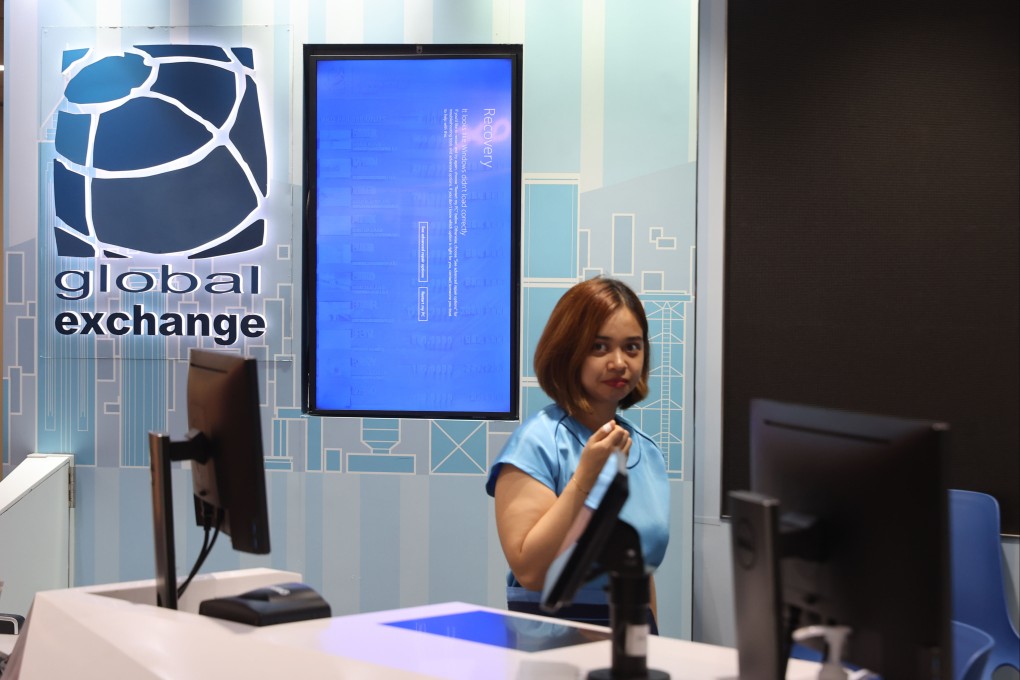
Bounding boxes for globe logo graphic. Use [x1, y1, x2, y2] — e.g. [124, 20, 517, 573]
[52, 44, 268, 259]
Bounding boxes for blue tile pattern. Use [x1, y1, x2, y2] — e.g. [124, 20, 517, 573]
[430, 420, 488, 474]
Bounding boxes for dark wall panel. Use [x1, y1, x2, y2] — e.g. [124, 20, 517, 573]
[723, 0, 1019, 533]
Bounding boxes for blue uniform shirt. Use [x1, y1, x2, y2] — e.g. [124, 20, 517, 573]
[486, 403, 670, 604]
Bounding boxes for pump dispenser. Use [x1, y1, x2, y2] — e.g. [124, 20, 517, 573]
[792, 625, 852, 680]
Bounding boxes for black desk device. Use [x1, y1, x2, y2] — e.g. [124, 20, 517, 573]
[199, 582, 331, 626]
[0, 614, 25, 635]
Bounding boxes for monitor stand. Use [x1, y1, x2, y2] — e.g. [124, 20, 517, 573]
[148, 429, 211, 610]
[589, 521, 670, 680]
[149, 432, 180, 610]
[729, 491, 788, 680]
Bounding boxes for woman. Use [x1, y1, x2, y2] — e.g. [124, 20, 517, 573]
[486, 277, 670, 628]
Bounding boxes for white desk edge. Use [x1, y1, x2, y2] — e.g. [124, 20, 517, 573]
[4, 568, 821, 680]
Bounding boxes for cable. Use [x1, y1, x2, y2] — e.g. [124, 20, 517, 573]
[177, 509, 223, 599]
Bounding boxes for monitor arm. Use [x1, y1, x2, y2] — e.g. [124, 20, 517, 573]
[161, 428, 213, 464]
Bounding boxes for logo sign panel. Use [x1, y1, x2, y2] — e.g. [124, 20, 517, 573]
[46, 42, 282, 352]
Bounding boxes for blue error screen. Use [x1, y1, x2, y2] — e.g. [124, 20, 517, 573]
[311, 56, 517, 417]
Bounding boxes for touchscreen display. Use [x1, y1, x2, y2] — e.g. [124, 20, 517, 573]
[384, 609, 609, 652]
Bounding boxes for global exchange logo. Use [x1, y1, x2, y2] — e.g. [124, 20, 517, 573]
[52, 44, 268, 259]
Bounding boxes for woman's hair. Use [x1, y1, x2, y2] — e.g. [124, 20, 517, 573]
[533, 277, 651, 416]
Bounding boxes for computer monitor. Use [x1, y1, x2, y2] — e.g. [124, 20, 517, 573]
[541, 456, 669, 680]
[303, 43, 523, 420]
[541, 456, 629, 613]
[730, 399, 951, 679]
[149, 349, 271, 609]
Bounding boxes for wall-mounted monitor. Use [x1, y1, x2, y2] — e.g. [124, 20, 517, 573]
[302, 44, 522, 420]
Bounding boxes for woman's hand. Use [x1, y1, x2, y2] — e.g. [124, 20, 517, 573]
[573, 421, 631, 494]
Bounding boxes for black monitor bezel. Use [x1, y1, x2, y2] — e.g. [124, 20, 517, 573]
[301, 43, 523, 420]
[541, 458, 629, 613]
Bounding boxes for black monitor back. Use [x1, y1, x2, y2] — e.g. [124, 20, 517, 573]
[742, 399, 951, 679]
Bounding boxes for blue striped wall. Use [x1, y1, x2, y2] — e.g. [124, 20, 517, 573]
[3, 0, 697, 639]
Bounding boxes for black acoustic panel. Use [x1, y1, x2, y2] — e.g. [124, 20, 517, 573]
[723, 0, 1019, 533]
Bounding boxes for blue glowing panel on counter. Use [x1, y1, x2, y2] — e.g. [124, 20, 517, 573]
[384, 610, 609, 652]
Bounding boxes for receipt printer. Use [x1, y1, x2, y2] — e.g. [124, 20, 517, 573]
[199, 582, 331, 626]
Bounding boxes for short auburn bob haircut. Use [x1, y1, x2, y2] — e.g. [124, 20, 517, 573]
[533, 277, 650, 417]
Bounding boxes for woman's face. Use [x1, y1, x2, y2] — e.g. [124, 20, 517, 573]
[579, 306, 645, 414]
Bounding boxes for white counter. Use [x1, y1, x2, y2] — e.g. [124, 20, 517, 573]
[5, 569, 822, 679]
